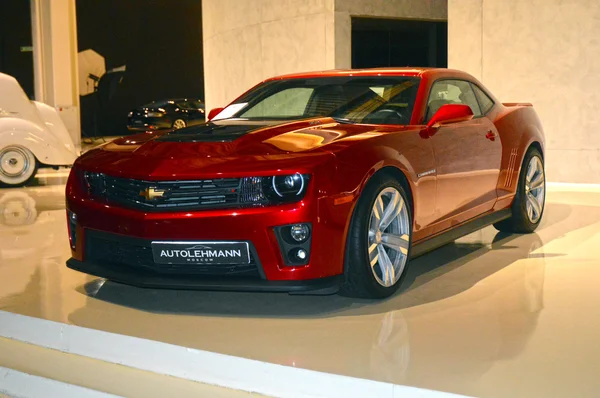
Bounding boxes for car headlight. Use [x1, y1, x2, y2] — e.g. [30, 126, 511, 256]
[127, 111, 133, 117]
[240, 173, 310, 204]
[268, 174, 306, 198]
[146, 111, 164, 117]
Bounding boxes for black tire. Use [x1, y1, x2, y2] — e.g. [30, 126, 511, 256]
[340, 174, 413, 299]
[494, 147, 545, 233]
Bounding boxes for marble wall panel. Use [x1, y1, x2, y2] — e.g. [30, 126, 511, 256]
[203, 0, 335, 110]
[449, 0, 600, 182]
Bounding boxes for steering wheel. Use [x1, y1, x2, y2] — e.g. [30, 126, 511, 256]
[364, 108, 408, 125]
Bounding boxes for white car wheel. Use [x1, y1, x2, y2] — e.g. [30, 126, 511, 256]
[0, 191, 38, 226]
[0, 146, 37, 186]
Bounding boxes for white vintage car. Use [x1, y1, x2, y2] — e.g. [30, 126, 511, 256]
[0, 73, 78, 186]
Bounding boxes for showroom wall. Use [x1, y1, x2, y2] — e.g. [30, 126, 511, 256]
[202, 0, 336, 111]
[449, 0, 600, 183]
[202, 0, 447, 112]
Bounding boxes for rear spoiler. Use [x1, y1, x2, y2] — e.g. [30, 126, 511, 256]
[502, 102, 533, 107]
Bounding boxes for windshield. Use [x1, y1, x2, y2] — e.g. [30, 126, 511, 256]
[214, 76, 420, 125]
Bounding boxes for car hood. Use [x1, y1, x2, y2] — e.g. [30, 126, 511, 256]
[76, 117, 411, 179]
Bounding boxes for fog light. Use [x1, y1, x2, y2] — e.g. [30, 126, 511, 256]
[67, 210, 77, 249]
[289, 248, 308, 262]
[296, 249, 307, 260]
[290, 224, 310, 243]
[274, 222, 312, 266]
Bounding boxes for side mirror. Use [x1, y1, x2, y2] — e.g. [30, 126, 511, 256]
[426, 104, 474, 133]
[207, 107, 224, 121]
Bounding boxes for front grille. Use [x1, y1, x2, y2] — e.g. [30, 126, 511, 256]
[85, 230, 260, 277]
[84, 172, 241, 212]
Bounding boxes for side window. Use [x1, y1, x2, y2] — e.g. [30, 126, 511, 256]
[472, 84, 495, 114]
[426, 80, 482, 122]
[240, 88, 313, 118]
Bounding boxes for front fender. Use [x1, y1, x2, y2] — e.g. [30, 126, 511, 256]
[330, 130, 434, 202]
[324, 131, 437, 243]
[336, 145, 417, 196]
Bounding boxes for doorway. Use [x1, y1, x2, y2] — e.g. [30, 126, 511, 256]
[76, 0, 205, 138]
[351, 17, 447, 69]
[0, 0, 34, 98]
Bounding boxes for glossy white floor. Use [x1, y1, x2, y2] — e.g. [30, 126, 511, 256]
[1, 170, 600, 397]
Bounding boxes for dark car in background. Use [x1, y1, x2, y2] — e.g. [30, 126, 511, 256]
[127, 98, 205, 131]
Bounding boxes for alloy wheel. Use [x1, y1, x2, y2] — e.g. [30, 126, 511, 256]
[172, 119, 186, 129]
[524, 156, 545, 224]
[368, 187, 411, 287]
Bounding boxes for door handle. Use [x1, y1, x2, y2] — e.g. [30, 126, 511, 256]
[485, 130, 497, 141]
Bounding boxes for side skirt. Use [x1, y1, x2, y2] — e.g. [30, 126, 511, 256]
[411, 209, 511, 259]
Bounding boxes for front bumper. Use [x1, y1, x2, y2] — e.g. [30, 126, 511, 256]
[66, 257, 342, 294]
[66, 185, 353, 289]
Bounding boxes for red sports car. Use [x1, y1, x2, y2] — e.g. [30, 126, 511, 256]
[66, 68, 545, 299]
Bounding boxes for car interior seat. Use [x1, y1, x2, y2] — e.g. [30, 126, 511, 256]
[426, 99, 455, 122]
[305, 85, 356, 117]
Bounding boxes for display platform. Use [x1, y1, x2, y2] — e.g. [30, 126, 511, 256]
[1, 173, 600, 397]
[0, 336, 258, 398]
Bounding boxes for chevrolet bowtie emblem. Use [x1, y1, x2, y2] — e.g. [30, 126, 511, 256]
[139, 187, 165, 200]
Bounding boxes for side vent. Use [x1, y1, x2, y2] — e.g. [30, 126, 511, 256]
[504, 148, 519, 188]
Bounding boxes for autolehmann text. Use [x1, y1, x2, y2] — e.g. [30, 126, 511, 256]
[160, 249, 242, 258]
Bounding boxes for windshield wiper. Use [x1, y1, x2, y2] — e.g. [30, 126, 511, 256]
[331, 117, 353, 124]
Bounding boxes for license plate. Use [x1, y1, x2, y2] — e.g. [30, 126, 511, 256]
[151, 241, 250, 265]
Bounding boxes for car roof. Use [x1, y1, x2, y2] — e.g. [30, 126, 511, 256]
[265, 67, 470, 81]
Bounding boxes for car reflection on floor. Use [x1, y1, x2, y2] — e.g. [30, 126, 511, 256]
[0, 181, 66, 256]
[0, 170, 72, 318]
[72, 227, 548, 385]
[67, 196, 598, 398]
[2, 180, 600, 398]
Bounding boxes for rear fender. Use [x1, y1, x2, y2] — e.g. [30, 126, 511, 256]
[515, 123, 545, 179]
[32, 101, 77, 155]
[494, 106, 545, 203]
[0, 119, 77, 166]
